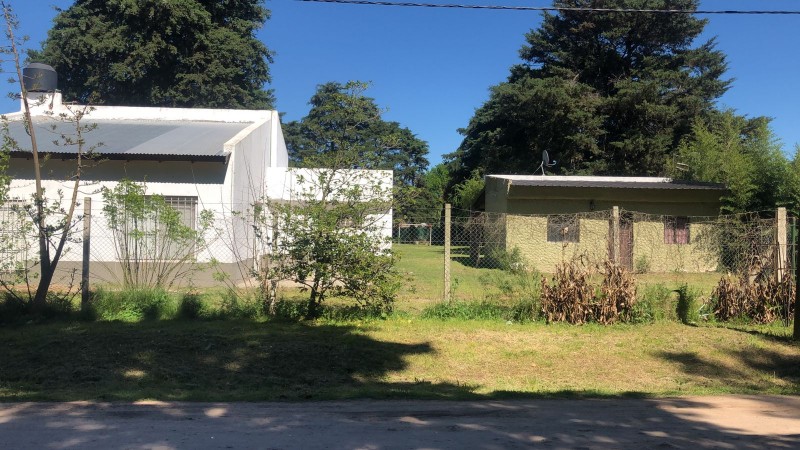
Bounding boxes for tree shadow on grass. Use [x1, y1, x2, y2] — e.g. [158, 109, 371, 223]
[1, 321, 800, 448]
[0, 320, 437, 402]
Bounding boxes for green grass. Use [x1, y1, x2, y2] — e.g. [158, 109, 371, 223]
[0, 243, 796, 402]
[0, 319, 797, 401]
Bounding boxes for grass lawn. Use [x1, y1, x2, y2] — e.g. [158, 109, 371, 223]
[1, 319, 797, 401]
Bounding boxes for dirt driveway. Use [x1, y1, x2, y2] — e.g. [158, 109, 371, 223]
[1, 395, 799, 449]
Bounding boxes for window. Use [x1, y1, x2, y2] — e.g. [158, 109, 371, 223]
[0, 200, 27, 270]
[664, 216, 690, 244]
[547, 215, 580, 243]
[117, 195, 197, 260]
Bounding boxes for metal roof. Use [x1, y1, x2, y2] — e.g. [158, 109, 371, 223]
[488, 175, 726, 190]
[4, 117, 253, 162]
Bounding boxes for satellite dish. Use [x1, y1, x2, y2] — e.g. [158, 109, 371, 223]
[536, 150, 557, 175]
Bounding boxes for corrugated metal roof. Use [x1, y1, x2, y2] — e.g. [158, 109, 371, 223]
[488, 175, 725, 190]
[4, 117, 253, 161]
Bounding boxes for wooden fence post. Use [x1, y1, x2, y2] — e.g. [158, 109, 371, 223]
[81, 197, 91, 312]
[444, 203, 451, 303]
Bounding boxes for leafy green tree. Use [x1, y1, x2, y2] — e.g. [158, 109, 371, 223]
[670, 110, 792, 213]
[263, 169, 398, 319]
[450, 0, 730, 182]
[284, 81, 430, 223]
[32, 0, 274, 108]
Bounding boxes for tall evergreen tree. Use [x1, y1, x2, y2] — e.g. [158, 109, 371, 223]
[450, 0, 729, 181]
[32, 0, 274, 109]
[284, 81, 431, 223]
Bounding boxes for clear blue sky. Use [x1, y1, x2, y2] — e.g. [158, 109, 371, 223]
[4, 0, 799, 166]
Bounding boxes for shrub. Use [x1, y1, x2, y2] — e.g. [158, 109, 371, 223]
[177, 293, 204, 320]
[629, 284, 674, 323]
[634, 255, 651, 274]
[218, 289, 264, 319]
[676, 284, 700, 324]
[480, 269, 542, 320]
[91, 288, 176, 321]
[0, 291, 76, 324]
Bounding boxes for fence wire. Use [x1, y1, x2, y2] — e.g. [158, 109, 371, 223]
[0, 199, 796, 326]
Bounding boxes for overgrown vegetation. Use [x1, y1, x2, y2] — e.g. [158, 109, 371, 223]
[711, 273, 795, 324]
[102, 180, 214, 290]
[540, 261, 638, 325]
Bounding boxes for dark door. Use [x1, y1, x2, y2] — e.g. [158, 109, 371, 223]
[609, 213, 634, 270]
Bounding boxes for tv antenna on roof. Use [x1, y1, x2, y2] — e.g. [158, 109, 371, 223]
[536, 150, 557, 175]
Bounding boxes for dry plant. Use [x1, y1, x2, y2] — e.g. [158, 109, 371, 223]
[712, 270, 795, 324]
[541, 259, 638, 325]
[540, 260, 595, 324]
[596, 261, 637, 324]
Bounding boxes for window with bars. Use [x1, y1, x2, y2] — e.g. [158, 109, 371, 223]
[664, 216, 690, 244]
[117, 195, 198, 261]
[0, 199, 28, 270]
[547, 215, 580, 243]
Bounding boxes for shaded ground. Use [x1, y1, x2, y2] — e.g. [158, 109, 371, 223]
[1, 320, 798, 401]
[1, 396, 799, 449]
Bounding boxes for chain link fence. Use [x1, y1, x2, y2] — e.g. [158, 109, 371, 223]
[0, 196, 796, 325]
[393, 206, 797, 317]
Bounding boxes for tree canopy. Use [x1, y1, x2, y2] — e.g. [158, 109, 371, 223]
[449, 0, 730, 181]
[284, 81, 432, 223]
[669, 110, 798, 214]
[32, 0, 274, 109]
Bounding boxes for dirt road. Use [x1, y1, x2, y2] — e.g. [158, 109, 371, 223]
[1, 396, 799, 449]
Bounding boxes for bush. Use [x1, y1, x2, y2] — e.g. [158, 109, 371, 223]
[0, 291, 76, 324]
[480, 269, 542, 321]
[629, 284, 674, 323]
[91, 288, 176, 321]
[676, 284, 700, 324]
[177, 293, 204, 320]
[634, 255, 651, 274]
[218, 289, 264, 319]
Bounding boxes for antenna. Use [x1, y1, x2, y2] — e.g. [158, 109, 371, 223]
[536, 150, 557, 175]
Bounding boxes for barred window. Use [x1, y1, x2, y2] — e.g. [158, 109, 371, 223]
[0, 200, 27, 269]
[664, 216, 690, 244]
[117, 196, 197, 261]
[547, 215, 580, 243]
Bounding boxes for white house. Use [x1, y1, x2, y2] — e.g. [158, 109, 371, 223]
[3, 87, 392, 287]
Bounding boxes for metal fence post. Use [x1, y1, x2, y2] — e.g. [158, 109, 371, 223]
[444, 203, 451, 303]
[81, 197, 91, 311]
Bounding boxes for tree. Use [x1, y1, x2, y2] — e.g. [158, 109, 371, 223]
[669, 110, 792, 213]
[263, 169, 398, 319]
[449, 0, 730, 183]
[284, 81, 430, 223]
[32, 0, 274, 109]
[2, 2, 96, 308]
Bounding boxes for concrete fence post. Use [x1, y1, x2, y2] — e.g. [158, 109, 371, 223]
[81, 197, 91, 312]
[777, 207, 787, 282]
[611, 206, 620, 264]
[793, 216, 800, 340]
[444, 203, 451, 303]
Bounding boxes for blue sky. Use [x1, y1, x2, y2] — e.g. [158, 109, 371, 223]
[5, 0, 800, 166]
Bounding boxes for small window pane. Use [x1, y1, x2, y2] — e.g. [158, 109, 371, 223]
[547, 215, 580, 243]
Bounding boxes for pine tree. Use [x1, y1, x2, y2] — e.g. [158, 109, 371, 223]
[32, 0, 274, 109]
[450, 0, 730, 180]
